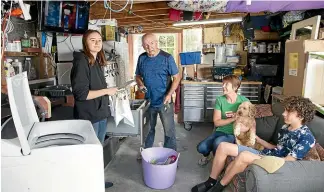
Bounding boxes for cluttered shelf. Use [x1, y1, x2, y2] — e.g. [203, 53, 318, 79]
[4, 51, 39, 57]
[181, 80, 262, 85]
[248, 52, 284, 55]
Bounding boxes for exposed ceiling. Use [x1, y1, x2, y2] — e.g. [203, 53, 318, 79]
[89, 1, 263, 33]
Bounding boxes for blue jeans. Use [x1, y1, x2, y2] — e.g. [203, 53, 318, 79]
[238, 145, 261, 155]
[197, 131, 235, 157]
[92, 118, 107, 143]
[144, 103, 177, 151]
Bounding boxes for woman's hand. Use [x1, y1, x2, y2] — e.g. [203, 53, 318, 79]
[105, 87, 118, 96]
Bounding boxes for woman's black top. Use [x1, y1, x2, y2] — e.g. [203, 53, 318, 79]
[70, 51, 109, 123]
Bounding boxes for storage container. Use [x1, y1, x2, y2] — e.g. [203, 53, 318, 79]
[179, 51, 201, 65]
[141, 147, 180, 189]
[215, 44, 226, 63]
[251, 64, 278, 77]
[225, 44, 237, 56]
[211, 67, 235, 82]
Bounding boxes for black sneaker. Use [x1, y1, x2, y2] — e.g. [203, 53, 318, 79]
[105, 181, 113, 189]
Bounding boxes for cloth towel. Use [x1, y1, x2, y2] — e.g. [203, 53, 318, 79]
[252, 156, 285, 173]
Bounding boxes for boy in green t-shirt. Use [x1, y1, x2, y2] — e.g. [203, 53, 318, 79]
[197, 75, 249, 166]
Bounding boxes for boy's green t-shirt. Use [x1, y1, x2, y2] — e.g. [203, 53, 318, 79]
[214, 95, 249, 134]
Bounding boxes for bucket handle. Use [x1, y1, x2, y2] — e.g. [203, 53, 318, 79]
[177, 153, 180, 161]
[140, 147, 144, 153]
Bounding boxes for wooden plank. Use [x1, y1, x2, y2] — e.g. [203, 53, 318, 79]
[141, 28, 183, 33]
[92, 9, 169, 19]
[4, 51, 39, 57]
[119, 19, 173, 26]
[116, 15, 169, 22]
[120, 22, 173, 28]
[90, 1, 169, 13]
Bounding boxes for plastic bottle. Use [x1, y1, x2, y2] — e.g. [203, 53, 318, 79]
[21, 31, 30, 48]
[24, 58, 37, 80]
[4, 59, 15, 77]
[12, 59, 23, 74]
[13, 40, 22, 52]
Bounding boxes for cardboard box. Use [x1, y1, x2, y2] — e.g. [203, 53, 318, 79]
[204, 27, 223, 43]
[254, 30, 279, 40]
[283, 40, 324, 97]
[101, 25, 115, 41]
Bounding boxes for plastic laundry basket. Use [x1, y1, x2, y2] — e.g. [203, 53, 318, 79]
[141, 147, 180, 190]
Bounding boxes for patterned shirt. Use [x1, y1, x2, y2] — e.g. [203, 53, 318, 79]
[261, 125, 315, 160]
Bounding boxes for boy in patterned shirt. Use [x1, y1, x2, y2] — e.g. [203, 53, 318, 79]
[192, 96, 316, 192]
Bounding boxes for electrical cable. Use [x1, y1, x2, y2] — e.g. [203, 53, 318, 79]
[57, 36, 69, 43]
[104, 0, 132, 13]
[1, 0, 13, 59]
[90, 0, 98, 7]
[110, 1, 168, 28]
[69, 35, 75, 51]
[1, 116, 13, 131]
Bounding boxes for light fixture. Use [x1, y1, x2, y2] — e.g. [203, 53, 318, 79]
[172, 17, 243, 27]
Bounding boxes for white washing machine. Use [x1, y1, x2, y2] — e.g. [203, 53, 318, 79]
[1, 72, 105, 192]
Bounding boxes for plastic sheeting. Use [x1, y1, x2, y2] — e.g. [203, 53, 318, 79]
[109, 89, 135, 127]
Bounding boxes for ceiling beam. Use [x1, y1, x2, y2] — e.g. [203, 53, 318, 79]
[141, 26, 182, 30]
[115, 15, 169, 22]
[90, 1, 169, 12]
[140, 29, 183, 33]
[92, 9, 169, 20]
[89, 1, 169, 19]
[119, 20, 173, 26]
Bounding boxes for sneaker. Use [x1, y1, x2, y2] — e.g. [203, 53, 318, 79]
[105, 181, 113, 189]
[198, 155, 212, 166]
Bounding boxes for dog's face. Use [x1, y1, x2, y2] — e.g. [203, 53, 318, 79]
[236, 101, 256, 118]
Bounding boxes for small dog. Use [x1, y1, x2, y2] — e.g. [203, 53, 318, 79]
[234, 101, 264, 151]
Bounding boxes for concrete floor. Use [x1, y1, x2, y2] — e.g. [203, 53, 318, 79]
[104, 117, 214, 192]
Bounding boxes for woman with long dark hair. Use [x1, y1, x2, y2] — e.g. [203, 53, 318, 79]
[70, 29, 117, 189]
[71, 29, 117, 143]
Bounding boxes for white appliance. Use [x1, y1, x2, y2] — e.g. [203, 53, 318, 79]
[2, 72, 105, 192]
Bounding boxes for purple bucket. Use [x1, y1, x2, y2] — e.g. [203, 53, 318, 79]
[141, 147, 180, 190]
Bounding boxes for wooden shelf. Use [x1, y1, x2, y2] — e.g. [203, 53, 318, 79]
[248, 52, 283, 54]
[202, 48, 215, 54]
[29, 77, 55, 85]
[4, 51, 40, 57]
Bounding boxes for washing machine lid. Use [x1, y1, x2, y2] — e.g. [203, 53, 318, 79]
[6, 72, 39, 155]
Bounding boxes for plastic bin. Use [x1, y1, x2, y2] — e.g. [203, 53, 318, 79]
[180, 51, 201, 65]
[211, 67, 235, 82]
[141, 147, 180, 190]
[251, 64, 278, 77]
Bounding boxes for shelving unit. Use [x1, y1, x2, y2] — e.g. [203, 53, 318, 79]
[28, 77, 55, 85]
[202, 48, 215, 54]
[4, 51, 40, 57]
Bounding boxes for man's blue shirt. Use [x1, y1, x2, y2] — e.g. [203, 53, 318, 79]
[135, 50, 178, 107]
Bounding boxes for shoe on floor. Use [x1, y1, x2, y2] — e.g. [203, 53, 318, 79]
[191, 182, 212, 192]
[105, 181, 113, 188]
[198, 154, 212, 166]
